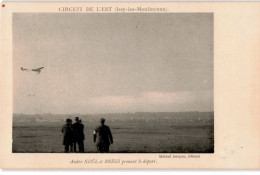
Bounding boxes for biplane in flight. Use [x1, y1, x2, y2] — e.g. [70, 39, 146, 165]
[21, 67, 44, 74]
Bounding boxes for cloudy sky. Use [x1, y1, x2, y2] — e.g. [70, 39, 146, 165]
[13, 13, 213, 114]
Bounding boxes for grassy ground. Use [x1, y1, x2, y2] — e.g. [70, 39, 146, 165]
[13, 113, 214, 153]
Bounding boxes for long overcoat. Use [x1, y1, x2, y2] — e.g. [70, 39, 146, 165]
[62, 123, 73, 145]
[94, 125, 113, 147]
[72, 122, 85, 142]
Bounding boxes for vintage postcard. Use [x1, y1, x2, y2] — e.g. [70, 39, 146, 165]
[0, 2, 259, 169]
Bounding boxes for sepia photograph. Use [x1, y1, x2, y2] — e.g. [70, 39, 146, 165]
[12, 13, 214, 153]
[1, 1, 260, 169]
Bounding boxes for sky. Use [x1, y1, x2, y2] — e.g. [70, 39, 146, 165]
[13, 13, 213, 114]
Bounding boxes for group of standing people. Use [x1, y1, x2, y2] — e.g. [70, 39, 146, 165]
[62, 117, 113, 153]
[62, 117, 85, 153]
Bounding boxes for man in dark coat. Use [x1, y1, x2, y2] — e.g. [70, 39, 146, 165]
[79, 119, 85, 152]
[93, 118, 113, 153]
[72, 117, 85, 153]
[62, 118, 73, 153]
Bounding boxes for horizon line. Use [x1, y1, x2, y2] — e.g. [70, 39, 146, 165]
[13, 111, 214, 115]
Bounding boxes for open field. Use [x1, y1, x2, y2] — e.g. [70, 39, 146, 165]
[13, 112, 214, 153]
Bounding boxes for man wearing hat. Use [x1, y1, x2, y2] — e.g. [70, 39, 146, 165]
[62, 118, 73, 153]
[72, 117, 85, 152]
[93, 118, 113, 153]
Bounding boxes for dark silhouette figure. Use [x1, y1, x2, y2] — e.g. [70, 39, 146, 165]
[72, 117, 85, 153]
[79, 119, 85, 152]
[62, 119, 73, 153]
[93, 118, 113, 153]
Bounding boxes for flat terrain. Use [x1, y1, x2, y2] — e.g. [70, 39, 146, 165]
[13, 112, 214, 153]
